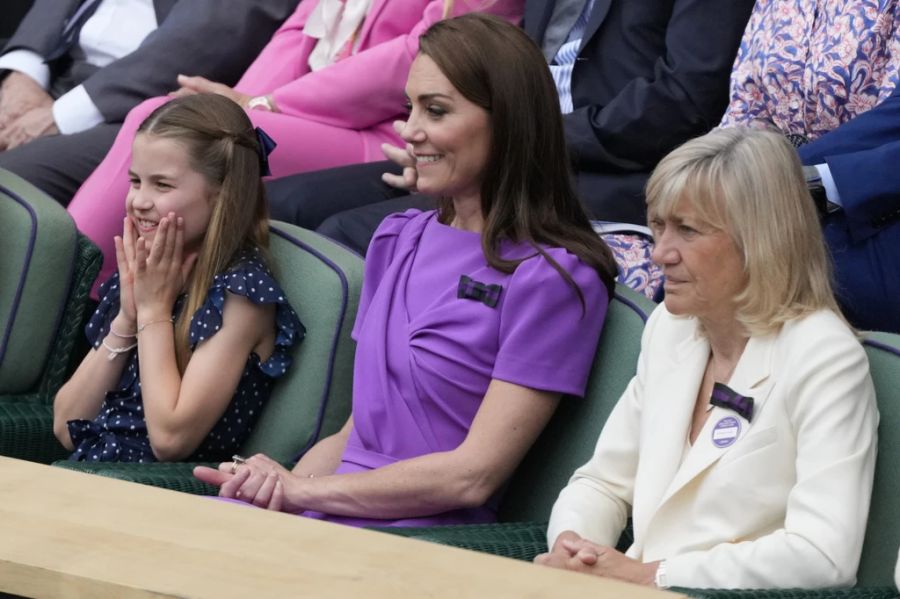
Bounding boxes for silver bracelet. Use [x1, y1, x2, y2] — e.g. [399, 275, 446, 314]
[101, 339, 137, 361]
[137, 317, 175, 334]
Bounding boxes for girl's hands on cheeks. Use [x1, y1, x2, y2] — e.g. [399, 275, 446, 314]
[112, 217, 139, 332]
[132, 213, 197, 321]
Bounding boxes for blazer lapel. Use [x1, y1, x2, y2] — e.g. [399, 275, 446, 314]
[655, 332, 778, 510]
[153, 0, 177, 23]
[580, 0, 612, 51]
[630, 326, 709, 545]
[524, 0, 555, 42]
[354, 0, 387, 49]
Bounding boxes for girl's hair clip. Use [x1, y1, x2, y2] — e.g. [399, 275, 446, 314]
[255, 126, 277, 176]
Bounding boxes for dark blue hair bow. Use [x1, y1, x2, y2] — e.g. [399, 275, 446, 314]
[710, 383, 754, 422]
[255, 126, 277, 176]
[458, 275, 503, 308]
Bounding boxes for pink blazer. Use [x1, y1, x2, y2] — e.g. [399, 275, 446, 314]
[235, 0, 524, 131]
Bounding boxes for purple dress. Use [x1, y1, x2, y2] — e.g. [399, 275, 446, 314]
[304, 210, 608, 527]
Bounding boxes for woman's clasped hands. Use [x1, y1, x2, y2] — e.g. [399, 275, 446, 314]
[194, 455, 304, 512]
[113, 213, 198, 329]
[534, 531, 659, 586]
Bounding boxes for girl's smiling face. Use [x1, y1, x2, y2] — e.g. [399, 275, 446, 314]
[126, 133, 216, 252]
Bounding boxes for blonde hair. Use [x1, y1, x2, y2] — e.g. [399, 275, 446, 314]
[645, 127, 842, 335]
[137, 94, 270, 371]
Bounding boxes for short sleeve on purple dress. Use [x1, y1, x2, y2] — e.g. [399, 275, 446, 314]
[66, 249, 304, 463]
[305, 210, 608, 528]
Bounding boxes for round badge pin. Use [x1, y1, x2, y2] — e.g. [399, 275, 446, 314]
[711, 416, 741, 448]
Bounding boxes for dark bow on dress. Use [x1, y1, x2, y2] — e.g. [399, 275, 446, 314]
[457, 275, 503, 308]
[710, 382, 754, 422]
[255, 126, 277, 177]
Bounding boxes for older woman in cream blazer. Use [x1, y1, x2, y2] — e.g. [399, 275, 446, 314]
[537, 128, 878, 590]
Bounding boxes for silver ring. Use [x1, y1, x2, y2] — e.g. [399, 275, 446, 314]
[230, 454, 247, 474]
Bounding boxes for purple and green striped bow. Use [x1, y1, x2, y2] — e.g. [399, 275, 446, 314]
[710, 383, 754, 422]
[457, 275, 503, 308]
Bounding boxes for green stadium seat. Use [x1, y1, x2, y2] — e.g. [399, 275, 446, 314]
[377, 284, 655, 555]
[0, 168, 102, 463]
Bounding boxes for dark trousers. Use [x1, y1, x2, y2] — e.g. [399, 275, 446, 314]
[317, 193, 436, 256]
[0, 123, 118, 205]
[0, 56, 114, 205]
[266, 160, 435, 255]
[265, 160, 407, 229]
[825, 212, 900, 333]
[271, 160, 650, 256]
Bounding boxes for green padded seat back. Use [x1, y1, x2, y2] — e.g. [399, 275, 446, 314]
[238, 223, 362, 462]
[499, 284, 657, 522]
[856, 332, 900, 587]
[0, 169, 77, 394]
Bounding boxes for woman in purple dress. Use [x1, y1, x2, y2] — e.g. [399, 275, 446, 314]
[195, 13, 617, 527]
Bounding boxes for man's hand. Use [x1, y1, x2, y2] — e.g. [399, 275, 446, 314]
[0, 105, 59, 150]
[380, 120, 418, 191]
[0, 71, 52, 133]
[171, 74, 251, 109]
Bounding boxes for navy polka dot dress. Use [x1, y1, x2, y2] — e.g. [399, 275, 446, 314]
[67, 250, 304, 463]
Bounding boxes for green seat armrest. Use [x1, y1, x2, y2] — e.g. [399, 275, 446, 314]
[52, 461, 221, 495]
[0, 402, 68, 463]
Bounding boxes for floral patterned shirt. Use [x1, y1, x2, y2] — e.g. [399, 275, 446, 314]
[720, 0, 900, 139]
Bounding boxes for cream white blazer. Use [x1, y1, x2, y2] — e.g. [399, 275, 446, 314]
[548, 306, 878, 589]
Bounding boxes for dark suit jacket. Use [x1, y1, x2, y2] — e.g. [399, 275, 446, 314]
[798, 88, 900, 244]
[3, 0, 298, 123]
[524, 0, 754, 224]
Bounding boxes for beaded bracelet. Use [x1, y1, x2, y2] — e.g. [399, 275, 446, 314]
[108, 326, 137, 339]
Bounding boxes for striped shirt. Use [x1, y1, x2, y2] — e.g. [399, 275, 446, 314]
[548, 0, 595, 114]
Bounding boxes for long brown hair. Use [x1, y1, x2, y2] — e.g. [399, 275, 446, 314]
[419, 14, 617, 304]
[136, 94, 270, 371]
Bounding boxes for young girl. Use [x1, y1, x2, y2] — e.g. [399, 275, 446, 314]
[53, 94, 303, 463]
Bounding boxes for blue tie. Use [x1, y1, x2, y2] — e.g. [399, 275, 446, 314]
[542, 0, 590, 62]
[46, 0, 104, 62]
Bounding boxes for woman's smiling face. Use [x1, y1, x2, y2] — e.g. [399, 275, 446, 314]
[401, 53, 492, 204]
